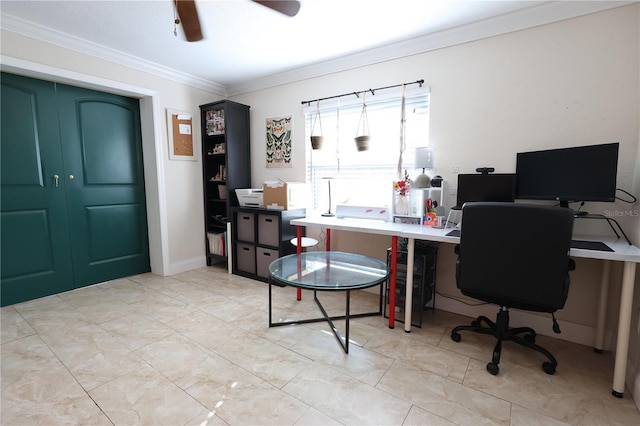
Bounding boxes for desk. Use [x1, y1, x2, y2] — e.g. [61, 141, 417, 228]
[291, 215, 640, 397]
[268, 251, 389, 353]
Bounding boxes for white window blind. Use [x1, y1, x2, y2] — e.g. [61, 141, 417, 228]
[304, 87, 430, 212]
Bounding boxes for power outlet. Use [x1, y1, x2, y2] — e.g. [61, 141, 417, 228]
[451, 188, 458, 195]
[451, 166, 459, 173]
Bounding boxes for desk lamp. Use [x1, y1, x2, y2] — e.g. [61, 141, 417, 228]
[321, 177, 335, 217]
[414, 147, 434, 188]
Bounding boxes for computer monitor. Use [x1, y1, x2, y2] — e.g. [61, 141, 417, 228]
[455, 173, 517, 209]
[515, 142, 619, 208]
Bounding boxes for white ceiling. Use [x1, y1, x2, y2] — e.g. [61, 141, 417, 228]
[0, 1, 633, 96]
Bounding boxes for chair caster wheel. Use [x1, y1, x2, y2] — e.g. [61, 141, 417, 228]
[542, 362, 556, 375]
[487, 362, 499, 375]
[471, 320, 481, 327]
[524, 333, 535, 343]
[451, 332, 461, 342]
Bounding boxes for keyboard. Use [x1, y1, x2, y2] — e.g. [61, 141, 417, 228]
[571, 240, 613, 252]
[446, 229, 461, 237]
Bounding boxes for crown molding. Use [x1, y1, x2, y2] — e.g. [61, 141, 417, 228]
[0, 14, 227, 96]
[227, 1, 634, 96]
[1, 1, 633, 98]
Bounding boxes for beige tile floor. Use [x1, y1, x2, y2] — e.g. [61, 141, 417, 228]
[2, 265, 639, 425]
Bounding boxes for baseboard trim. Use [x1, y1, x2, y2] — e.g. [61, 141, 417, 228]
[166, 256, 207, 276]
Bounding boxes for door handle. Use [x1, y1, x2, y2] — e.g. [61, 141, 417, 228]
[53, 174, 59, 187]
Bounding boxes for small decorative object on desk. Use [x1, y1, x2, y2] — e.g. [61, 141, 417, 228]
[423, 198, 438, 226]
[393, 177, 410, 215]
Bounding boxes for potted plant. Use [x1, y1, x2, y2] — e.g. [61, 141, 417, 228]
[310, 101, 324, 150]
[354, 94, 370, 151]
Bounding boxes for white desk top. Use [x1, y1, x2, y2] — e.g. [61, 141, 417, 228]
[291, 216, 403, 237]
[569, 235, 640, 263]
[291, 215, 640, 263]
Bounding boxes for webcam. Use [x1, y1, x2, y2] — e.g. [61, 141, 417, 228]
[476, 167, 495, 175]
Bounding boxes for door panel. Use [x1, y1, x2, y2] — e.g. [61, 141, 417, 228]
[56, 84, 150, 286]
[2, 210, 57, 277]
[1, 73, 74, 306]
[86, 204, 144, 261]
[1, 73, 150, 306]
[78, 101, 138, 185]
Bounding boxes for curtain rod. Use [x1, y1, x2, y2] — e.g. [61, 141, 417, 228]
[301, 79, 424, 106]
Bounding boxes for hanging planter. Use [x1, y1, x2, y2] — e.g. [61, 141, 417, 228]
[310, 100, 324, 150]
[354, 93, 370, 151]
[310, 136, 324, 150]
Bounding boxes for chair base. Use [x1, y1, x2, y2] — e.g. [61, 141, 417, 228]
[451, 308, 558, 375]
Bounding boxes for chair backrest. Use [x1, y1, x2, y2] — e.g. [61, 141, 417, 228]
[456, 202, 575, 312]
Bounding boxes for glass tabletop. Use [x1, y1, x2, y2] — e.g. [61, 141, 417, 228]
[268, 251, 389, 290]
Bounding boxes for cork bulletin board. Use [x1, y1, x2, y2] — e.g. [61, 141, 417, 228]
[167, 109, 196, 161]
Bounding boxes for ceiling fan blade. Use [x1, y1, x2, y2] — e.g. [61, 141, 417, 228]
[175, 0, 203, 42]
[253, 1, 301, 17]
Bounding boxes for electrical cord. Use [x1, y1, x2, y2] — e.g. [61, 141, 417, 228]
[561, 186, 637, 213]
[434, 290, 489, 307]
[312, 228, 327, 251]
[616, 188, 637, 204]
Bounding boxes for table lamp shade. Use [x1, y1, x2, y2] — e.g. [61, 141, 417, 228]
[415, 147, 434, 188]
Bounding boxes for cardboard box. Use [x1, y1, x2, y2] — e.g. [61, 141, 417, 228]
[262, 181, 307, 210]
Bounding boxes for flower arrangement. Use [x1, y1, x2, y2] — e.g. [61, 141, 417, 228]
[394, 179, 410, 196]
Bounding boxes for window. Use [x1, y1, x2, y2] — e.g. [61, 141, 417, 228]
[304, 87, 430, 211]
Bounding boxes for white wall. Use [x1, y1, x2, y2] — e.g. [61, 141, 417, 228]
[235, 6, 638, 221]
[232, 4, 640, 399]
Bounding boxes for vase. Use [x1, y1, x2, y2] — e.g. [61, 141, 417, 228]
[395, 194, 409, 215]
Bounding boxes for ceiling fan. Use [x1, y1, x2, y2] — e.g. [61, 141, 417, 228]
[174, 0, 301, 42]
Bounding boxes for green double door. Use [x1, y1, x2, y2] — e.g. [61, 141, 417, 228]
[1, 72, 150, 306]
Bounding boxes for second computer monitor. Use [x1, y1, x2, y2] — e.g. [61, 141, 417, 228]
[455, 173, 517, 209]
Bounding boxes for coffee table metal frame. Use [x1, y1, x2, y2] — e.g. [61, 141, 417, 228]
[268, 251, 389, 353]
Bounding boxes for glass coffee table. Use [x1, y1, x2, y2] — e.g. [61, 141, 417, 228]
[268, 251, 389, 353]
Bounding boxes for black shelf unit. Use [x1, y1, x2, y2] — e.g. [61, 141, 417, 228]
[232, 207, 306, 282]
[200, 100, 251, 266]
[384, 242, 438, 327]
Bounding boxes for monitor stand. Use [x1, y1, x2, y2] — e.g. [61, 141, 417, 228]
[558, 200, 587, 216]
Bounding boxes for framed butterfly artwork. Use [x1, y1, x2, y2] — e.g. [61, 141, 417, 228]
[265, 115, 293, 168]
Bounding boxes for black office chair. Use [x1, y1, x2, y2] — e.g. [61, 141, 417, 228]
[450, 202, 575, 375]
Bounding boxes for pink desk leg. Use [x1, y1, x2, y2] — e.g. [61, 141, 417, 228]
[388, 235, 397, 328]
